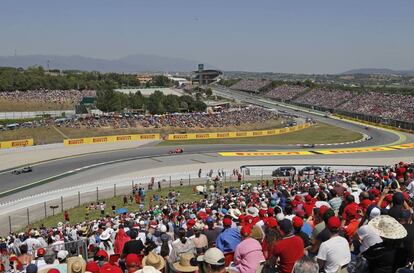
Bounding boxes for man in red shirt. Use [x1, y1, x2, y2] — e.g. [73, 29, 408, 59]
[271, 219, 304, 273]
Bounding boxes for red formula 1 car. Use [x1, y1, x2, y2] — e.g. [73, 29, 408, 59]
[169, 148, 184, 154]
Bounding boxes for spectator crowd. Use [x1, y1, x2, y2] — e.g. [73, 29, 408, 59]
[1, 107, 283, 131]
[230, 80, 272, 93]
[338, 92, 414, 123]
[292, 89, 355, 110]
[265, 85, 307, 102]
[229, 80, 414, 124]
[1, 161, 414, 273]
[0, 90, 96, 106]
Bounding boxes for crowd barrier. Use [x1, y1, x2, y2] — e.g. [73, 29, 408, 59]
[166, 123, 311, 141]
[63, 133, 161, 146]
[0, 138, 34, 149]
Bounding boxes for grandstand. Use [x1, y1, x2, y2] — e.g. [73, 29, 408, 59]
[229, 79, 272, 93]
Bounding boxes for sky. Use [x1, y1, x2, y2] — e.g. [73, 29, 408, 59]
[0, 0, 413, 74]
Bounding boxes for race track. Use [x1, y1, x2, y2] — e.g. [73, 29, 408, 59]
[0, 90, 413, 199]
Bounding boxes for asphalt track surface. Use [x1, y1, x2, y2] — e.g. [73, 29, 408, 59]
[0, 89, 413, 201]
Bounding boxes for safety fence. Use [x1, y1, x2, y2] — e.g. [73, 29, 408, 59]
[0, 138, 34, 149]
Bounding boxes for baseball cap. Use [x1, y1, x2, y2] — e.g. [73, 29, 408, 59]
[223, 218, 232, 227]
[264, 217, 278, 228]
[96, 249, 109, 259]
[86, 261, 100, 273]
[197, 247, 225, 265]
[240, 225, 252, 237]
[292, 216, 304, 229]
[37, 248, 46, 257]
[57, 250, 68, 260]
[100, 263, 123, 273]
[319, 205, 330, 218]
[327, 216, 341, 230]
[47, 269, 61, 273]
[126, 253, 142, 268]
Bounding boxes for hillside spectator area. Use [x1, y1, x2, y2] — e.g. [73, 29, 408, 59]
[0, 90, 96, 111]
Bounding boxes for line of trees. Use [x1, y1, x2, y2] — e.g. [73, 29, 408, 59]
[96, 89, 207, 114]
[0, 66, 175, 91]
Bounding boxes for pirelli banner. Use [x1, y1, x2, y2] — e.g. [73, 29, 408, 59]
[0, 138, 34, 149]
[64, 134, 160, 146]
[166, 123, 311, 141]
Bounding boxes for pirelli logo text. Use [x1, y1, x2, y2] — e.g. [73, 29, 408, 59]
[93, 137, 108, 143]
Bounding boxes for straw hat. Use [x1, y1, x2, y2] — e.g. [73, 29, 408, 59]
[135, 266, 162, 273]
[368, 215, 407, 240]
[67, 256, 86, 273]
[173, 253, 198, 272]
[142, 252, 165, 271]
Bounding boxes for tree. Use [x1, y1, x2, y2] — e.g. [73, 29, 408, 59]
[205, 88, 213, 97]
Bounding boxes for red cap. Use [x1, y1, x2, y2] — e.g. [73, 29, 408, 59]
[86, 261, 100, 273]
[319, 205, 330, 218]
[125, 254, 142, 267]
[187, 219, 196, 228]
[267, 208, 274, 216]
[47, 269, 61, 273]
[370, 188, 380, 197]
[223, 218, 232, 227]
[327, 216, 341, 230]
[238, 214, 246, 223]
[294, 195, 302, 201]
[37, 248, 46, 257]
[245, 215, 254, 224]
[305, 195, 312, 202]
[265, 217, 278, 228]
[259, 209, 267, 217]
[96, 249, 109, 259]
[197, 211, 208, 220]
[291, 200, 299, 208]
[100, 263, 123, 273]
[359, 199, 372, 211]
[240, 225, 252, 237]
[292, 216, 304, 229]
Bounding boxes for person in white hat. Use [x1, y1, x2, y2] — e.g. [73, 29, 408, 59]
[99, 230, 114, 255]
[197, 247, 226, 273]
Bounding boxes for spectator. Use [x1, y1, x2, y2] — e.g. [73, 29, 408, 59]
[317, 216, 351, 273]
[271, 219, 304, 273]
[233, 225, 265, 273]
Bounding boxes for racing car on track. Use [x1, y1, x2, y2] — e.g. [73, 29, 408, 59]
[169, 148, 184, 154]
[301, 144, 315, 148]
[11, 166, 33, 175]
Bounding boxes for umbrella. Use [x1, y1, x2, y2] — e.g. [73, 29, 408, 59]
[116, 208, 128, 214]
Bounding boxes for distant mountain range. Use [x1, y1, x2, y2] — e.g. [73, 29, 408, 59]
[341, 68, 414, 76]
[0, 54, 212, 72]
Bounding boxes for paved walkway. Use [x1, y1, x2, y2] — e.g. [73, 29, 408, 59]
[0, 140, 157, 171]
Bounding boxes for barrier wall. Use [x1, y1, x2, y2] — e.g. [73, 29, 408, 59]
[166, 123, 311, 141]
[63, 134, 160, 146]
[0, 138, 34, 149]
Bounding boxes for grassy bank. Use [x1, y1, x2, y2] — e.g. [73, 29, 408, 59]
[0, 99, 74, 112]
[27, 181, 243, 229]
[158, 123, 363, 146]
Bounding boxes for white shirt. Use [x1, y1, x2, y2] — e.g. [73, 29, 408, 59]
[407, 181, 414, 197]
[317, 235, 351, 273]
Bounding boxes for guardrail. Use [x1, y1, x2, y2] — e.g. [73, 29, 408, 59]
[0, 164, 385, 235]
